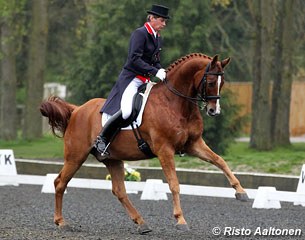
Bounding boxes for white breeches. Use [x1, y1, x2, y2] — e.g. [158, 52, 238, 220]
[121, 77, 143, 120]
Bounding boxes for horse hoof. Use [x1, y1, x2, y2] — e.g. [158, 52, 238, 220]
[235, 192, 249, 202]
[137, 223, 152, 235]
[175, 223, 190, 232]
[58, 224, 72, 231]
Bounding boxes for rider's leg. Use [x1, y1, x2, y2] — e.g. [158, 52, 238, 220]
[94, 110, 124, 156]
[94, 78, 143, 157]
[121, 78, 143, 120]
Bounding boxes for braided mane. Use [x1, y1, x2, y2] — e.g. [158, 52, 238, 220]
[166, 53, 211, 72]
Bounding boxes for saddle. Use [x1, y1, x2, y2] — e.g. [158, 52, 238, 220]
[100, 83, 155, 158]
[125, 83, 156, 158]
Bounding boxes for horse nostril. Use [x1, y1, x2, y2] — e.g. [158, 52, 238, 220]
[209, 108, 215, 114]
[207, 108, 216, 116]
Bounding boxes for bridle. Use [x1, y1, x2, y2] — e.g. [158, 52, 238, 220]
[163, 62, 224, 109]
[198, 62, 224, 101]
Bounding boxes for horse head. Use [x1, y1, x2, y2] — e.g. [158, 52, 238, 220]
[199, 54, 230, 116]
[164, 53, 230, 116]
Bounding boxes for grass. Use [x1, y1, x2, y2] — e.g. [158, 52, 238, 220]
[222, 142, 305, 175]
[1, 135, 304, 176]
[0, 134, 64, 160]
[144, 142, 305, 176]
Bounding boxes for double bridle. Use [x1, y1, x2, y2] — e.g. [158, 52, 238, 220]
[163, 62, 224, 109]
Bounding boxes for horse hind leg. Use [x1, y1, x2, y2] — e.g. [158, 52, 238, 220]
[104, 160, 151, 234]
[188, 139, 249, 202]
[53, 161, 83, 227]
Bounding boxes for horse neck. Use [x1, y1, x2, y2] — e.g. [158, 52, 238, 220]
[166, 56, 209, 97]
[162, 56, 210, 116]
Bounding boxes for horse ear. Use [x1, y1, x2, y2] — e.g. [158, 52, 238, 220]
[221, 57, 231, 68]
[211, 54, 219, 68]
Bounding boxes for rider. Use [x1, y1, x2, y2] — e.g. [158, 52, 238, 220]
[93, 4, 170, 158]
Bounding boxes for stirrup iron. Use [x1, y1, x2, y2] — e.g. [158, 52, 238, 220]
[101, 142, 111, 157]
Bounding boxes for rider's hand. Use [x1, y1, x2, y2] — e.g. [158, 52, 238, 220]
[156, 68, 166, 81]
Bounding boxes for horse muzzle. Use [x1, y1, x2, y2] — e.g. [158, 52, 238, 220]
[206, 104, 221, 117]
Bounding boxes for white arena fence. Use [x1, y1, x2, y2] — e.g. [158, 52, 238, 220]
[1, 149, 305, 209]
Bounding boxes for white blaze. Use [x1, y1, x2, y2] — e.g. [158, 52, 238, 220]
[215, 75, 221, 114]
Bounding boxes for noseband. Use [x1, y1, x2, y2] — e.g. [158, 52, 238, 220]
[163, 62, 224, 109]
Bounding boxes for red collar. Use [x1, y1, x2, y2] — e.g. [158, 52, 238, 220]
[144, 22, 160, 37]
[144, 22, 154, 35]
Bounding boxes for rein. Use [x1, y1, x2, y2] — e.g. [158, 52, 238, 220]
[163, 77, 203, 108]
[163, 62, 224, 109]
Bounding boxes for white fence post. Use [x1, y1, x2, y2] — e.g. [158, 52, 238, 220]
[294, 164, 305, 206]
[41, 173, 67, 194]
[140, 179, 168, 200]
[252, 187, 281, 209]
[0, 149, 18, 186]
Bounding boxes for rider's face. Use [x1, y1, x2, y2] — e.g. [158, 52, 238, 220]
[150, 16, 167, 32]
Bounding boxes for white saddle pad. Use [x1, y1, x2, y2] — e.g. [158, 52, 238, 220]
[102, 82, 156, 130]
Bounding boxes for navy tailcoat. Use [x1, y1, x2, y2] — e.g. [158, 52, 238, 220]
[101, 23, 162, 115]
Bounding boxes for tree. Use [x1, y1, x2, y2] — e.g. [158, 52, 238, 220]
[271, 0, 297, 146]
[249, 0, 303, 149]
[0, 11, 17, 140]
[46, 0, 86, 83]
[0, 0, 26, 140]
[65, 0, 242, 104]
[2, 0, 298, 146]
[23, 0, 48, 139]
[249, 0, 274, 150]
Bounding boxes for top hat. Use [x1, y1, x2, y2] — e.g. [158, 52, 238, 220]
[147, 4, 170, 19]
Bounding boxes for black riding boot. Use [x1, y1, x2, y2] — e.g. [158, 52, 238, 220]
[93, 110, 125, 158]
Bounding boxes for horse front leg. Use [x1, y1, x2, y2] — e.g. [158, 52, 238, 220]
[156, 146, 189, 231]
[104, 160, 151, 234]
[188, 138, 249, 201]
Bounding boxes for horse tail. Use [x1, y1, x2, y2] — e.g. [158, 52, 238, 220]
[40, 96, 78, 137]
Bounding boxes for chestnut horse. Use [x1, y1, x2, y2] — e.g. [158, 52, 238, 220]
[40, 53, 248, 234]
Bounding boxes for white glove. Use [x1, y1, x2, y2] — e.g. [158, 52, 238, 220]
[156, 68, 166, 81]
